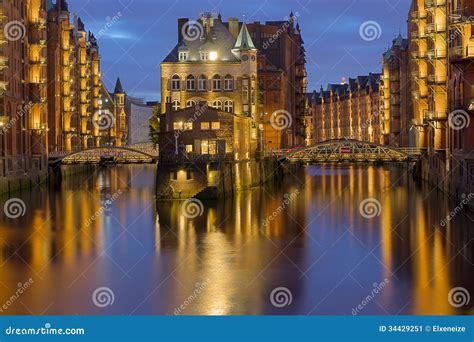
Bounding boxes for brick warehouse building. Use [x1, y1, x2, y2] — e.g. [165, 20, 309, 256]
[247, 13, 308, 150]
[0, 0, 129, 193]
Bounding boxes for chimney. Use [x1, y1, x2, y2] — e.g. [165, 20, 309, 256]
[178, 18, 189, 43]
[228, 17, 239, 39]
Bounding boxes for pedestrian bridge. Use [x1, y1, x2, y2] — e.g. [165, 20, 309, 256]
[49, 143, 159, 165]
[276, 139, 424, 163]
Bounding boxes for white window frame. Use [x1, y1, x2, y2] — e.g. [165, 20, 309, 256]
[224, 76, 234, 91]
[198, 76, 207, 91]
[186, 75, 195, 91]
[200, 52, 209, 61]
[172, 100, 180, 111]
[179, 52, 188, 61]
[212, 76, 221, 91]
[212, 100, 223, 110]
[171, 75, 181, 91]
[224, 100, 234, 113]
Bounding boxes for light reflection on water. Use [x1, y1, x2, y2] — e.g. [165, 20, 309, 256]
[0, 164, 473, 315]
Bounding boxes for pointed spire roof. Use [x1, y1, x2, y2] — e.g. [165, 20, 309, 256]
[233, 23, 257, 52]
[114, 77, 124, 94]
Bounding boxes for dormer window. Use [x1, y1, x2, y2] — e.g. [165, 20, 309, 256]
[200, 52, 209, 61]
[179, 52, 188, 61]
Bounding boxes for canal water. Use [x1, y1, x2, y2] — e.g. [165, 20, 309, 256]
[0, 164, 473, 315]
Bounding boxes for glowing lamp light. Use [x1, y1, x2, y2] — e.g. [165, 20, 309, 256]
[209, 51, 218, 61]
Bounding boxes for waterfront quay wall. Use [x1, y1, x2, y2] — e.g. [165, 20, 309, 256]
[156, 157, 293, 200]
[0, 156, 48, 195]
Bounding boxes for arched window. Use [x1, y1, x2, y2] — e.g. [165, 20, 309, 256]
[198, 75, 207, 91]
[171, 75, 181, 91]
[224, 100, 234, 113]
[212, 100, 223, 110]
[172, 100, 180, 111]
[186, 100, 197, 108]
[186, 75, 195, 91]
[224, 75, 234, 91]
[212, 75, 221, 91]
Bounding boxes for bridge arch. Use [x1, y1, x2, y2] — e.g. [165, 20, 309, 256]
[49, 146, 158, 165]
[286, 139, 416, 163]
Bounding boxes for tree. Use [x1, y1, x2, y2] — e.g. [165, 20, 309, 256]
[149, 105, 161, 145]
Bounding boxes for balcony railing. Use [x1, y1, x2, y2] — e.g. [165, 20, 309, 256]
[427, 75, 447, 84]
[425, 22, 446, 34]
[450, 45, 474, 62]
[427, 49, 446, 59]
[425, 0, 446, 9]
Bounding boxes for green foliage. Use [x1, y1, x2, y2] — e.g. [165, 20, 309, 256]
[149, 106, 161, 145]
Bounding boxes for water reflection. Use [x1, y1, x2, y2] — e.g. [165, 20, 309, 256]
[0, 164, 472, 315]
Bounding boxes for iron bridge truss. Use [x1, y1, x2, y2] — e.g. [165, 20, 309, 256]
[286, 139, 422, 163]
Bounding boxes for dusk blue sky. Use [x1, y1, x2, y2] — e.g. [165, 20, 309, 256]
[68, 0, 412, 101]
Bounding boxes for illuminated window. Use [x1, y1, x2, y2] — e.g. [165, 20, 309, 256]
[186, 100, 197, 107]
[184, 122, 193, 130]
[224, 100, 234, 113]
[198, 75, 207, 91]
[186, 145, 193, 153]
[172, 100, 180, 111]
[212, 100, 223, 110]
[211, 122, 220, 130]
[186, 75, 195, 91]
[201, 140, 209, 154]
[212, 75, 221, 91]
[171, 75, 181, 91]
[224, 75, 234, 91]
[209, 51, 218, 61]
[201, 122, 210, 130]
[173, 122, 184, 130]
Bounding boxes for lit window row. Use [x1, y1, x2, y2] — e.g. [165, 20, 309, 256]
[171, 75, 234, 91]
[172, 100, 234, 113]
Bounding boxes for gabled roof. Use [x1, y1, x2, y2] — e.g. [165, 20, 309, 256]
[163, 16, 243, 63]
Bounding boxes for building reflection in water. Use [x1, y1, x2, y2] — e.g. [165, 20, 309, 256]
[0, 164, 472, 315]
